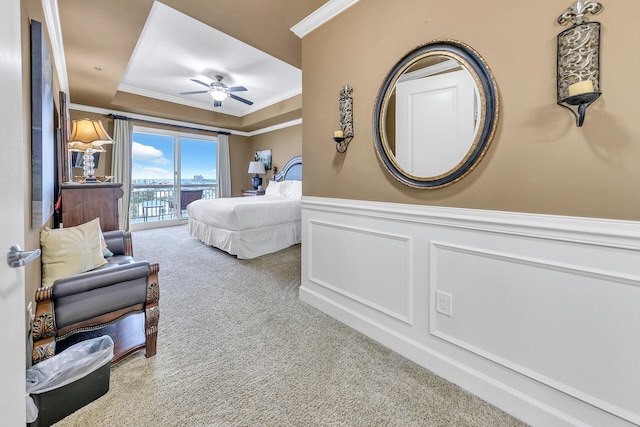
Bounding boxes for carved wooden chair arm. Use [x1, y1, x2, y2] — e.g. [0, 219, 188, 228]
[32, 287, 55, 364]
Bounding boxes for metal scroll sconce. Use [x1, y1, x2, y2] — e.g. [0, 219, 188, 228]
[332, 85, 354, 153]
[556, 0, 603, 127]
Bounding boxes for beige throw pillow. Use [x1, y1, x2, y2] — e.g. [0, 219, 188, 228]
[40, 218, 108, 286]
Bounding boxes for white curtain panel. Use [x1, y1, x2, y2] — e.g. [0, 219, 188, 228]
[218, 134, 231, 198]
[112, 119, 133, 230]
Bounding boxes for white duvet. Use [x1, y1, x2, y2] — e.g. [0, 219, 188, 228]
[186, 195, 301, 231]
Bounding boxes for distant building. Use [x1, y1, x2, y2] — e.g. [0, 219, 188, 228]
[194, 175, 204, 182]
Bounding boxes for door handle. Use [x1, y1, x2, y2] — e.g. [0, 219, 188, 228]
[7, 245, 41, 268]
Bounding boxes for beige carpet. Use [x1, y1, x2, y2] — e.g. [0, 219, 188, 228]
[54, 225, 527, 426]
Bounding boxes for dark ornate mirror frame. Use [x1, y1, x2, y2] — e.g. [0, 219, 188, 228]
[373, 39, 499, 189]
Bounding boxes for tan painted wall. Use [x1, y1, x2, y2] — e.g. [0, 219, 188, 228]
[228, 134, 252, 196]
[240, 95, 302, 131]
[302, 0, 640, 221]
[249, 124, 302, 187]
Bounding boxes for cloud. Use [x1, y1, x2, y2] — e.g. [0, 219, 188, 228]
[153, 157, 171, 165]
[132, 163, 173, 180]
[132, 141, 164, 161]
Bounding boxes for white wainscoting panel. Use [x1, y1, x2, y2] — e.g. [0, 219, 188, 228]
[300, 197, 640, 427]
[307, 219, 414, 324]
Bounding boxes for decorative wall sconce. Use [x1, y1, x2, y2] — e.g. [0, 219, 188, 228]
[332, 85, 354, 153]
[556, 1, 603, 127]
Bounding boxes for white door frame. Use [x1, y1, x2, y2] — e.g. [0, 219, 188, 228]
[0, 0, 28, 424]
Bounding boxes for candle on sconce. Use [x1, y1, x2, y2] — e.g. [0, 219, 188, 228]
[568, 80, 594, 97]
[334, 130, 344, 138]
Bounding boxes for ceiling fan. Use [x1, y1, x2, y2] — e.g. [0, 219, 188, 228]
[179, 74, 253, 107]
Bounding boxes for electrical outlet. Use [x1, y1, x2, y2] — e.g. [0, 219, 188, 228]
[436, 291, 452, 316]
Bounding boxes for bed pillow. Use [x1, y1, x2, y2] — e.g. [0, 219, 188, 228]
[265, 180, 285, 197]
[283, 180, 302, 198]
[40, 218, 108, 286]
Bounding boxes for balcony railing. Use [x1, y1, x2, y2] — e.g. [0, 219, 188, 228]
[130, 183, 216, 224]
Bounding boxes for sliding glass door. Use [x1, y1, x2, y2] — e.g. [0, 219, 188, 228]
[178, 136, 217, 216]
[130, 127, 217, 229]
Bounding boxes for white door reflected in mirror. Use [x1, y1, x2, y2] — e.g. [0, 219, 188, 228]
[395, 68, 479, 177]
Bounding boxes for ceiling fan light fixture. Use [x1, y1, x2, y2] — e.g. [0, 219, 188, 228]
[210, 89, 227, 101]
[181, 75, 252, 105]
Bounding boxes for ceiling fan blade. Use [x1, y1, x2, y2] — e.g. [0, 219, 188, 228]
[190, 79, 211, 88]
[179, 90, 210, 95]
[229, 93, 253, 105]
[213, 100, 222, 108]
[227, 86, 247, 92]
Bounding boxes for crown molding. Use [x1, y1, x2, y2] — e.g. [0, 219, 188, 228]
[241, 87, 303, 116]
[248, 118, 303, 137]
[41, 0, 68, 94]
[291, 0, 360, 38]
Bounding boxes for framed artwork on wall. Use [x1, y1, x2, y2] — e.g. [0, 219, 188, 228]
[254, 149, 272, 170]
[30, 19, 55, 228]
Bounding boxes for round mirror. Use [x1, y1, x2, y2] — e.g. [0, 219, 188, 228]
[373, 39, 499, 189]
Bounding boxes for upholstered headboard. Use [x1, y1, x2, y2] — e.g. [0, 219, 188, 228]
[274, 155, 302, 181]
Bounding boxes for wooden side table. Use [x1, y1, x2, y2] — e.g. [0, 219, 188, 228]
[241, 189, 265, 197]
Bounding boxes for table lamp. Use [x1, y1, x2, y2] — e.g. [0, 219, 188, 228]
[68, 119, 115, 183]
[248, 161, 266, 190]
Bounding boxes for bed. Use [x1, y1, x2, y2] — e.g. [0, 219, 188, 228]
[187, 156, 302, 259]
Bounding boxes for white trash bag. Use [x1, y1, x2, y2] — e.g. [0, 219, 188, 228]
[26, 335, 114, 423]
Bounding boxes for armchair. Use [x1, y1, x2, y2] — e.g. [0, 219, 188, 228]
[169, 189, 203, 214]
[32, 230, 159, 366]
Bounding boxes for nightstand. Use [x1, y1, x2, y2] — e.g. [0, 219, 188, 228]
[241, 189, 265, 196]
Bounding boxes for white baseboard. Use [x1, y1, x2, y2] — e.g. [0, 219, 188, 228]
[300, 197, 640, 427]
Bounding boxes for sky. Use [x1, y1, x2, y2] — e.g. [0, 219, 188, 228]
[132, 132, 217, 181]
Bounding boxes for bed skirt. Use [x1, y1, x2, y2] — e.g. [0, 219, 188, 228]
[187, 218, 301, 259]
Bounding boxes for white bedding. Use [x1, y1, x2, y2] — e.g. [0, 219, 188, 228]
[186, 195, 301, 231]
[187, 218, 300, 259]
[186, 178, 302, 259]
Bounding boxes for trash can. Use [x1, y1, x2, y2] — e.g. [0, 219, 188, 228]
[26, 335, 114, 427]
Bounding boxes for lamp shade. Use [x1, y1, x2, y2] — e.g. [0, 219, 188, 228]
[68, 119, 115, 146]
[248, 161, 266, 175]
[67, 119, 114, 183]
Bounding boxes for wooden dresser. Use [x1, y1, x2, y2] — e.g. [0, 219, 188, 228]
[60, 183, 124, 231]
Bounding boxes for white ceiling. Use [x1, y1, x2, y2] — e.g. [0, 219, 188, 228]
[117, 1, 302, 117]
